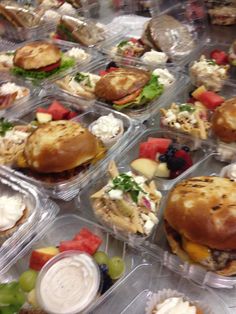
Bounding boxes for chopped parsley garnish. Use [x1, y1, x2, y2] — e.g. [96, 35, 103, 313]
[111, 173, 146, 203]
[206, 59, 216, 65]
[179, 104, 195, 113]
[117, 40, 129, 48]
[0, 118, 13, 136]
[74, 72, 92, 87]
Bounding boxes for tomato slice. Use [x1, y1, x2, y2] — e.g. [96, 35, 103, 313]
[210, 50, 229, 65]
[113, 88, 142, 105]
[36, 60, 61, 72]
[198, 91, 224, 110]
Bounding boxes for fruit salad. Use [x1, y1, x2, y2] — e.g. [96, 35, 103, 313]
[160, 85, 225, 140]
[33, 100, 80, 124]
[0, 227, 125, 313]
[130, 138, 193, 180]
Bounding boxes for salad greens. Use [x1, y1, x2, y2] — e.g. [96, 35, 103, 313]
[0, 119, 13, 137]
[74, 72, 92, 87]
[110, 173, 146, 203]
[179, 104, 196, 113]
[113, 74, 164, 110]
[117, 40, 129, 48]
[11, 55, 75, 81]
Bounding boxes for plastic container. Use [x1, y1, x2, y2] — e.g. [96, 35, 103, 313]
[143, 153, 236, 289]
[77, 129, 211, 245]
[188, 42, 236, 85]
[1, 99, 137, 201]
[53, 57, 186, 122]
[0, 167, 59, 276]
[88, 258, 230, 314]
[153, 79, 236, 147]
[9, 38, 93, 86]
[0, 73, 38, 119]
[0, 214, 142, 311]
[143, 0, 208, 66]
[0, 5, 55, 43]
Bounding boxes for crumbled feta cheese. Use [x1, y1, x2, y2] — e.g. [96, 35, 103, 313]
[0, 83, 27, 99]
[143, 219, 155, 235]
[108, 189, 123, 200]
[89, 113, 122, 142]
[65, 48, 89, 61]
[152, 68, 175, 88]
[142, 50, 168, 66]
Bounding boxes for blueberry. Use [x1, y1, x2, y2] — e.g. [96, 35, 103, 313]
[99, 264, 109, 274]
[106, 61, 118, 70]
[182, 146, 190, 152]
[159, 154, 167, 162]
[167, 157, 186, 171]
[166, 150, 175, 158]
[100, 271, 113, 294]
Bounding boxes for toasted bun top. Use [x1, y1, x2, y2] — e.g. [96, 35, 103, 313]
[24, 120, 99, 173]
[212, 97, 236, 143]
[164, 176, 236, 250]
[13, 41, 61, 70]
[95, 68, 151, 101]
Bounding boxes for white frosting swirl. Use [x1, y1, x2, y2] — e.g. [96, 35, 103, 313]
[38, 254, 100, 314]
[0, 193, 25, 231]
[153, 297, 196, 314]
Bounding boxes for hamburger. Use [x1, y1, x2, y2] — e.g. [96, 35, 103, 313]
[22, 120, 104, 174]
[212, 97, 236, 143]
[95, 67, 163, 110]
[56, 15, 105, 47]
[12, 41, 75, 80]
[164, 176, 236, 276]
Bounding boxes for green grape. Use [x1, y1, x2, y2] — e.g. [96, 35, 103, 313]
[93, 251, 109, 266]
[107, 257, 125, 280]
[19, 270, 38, 292]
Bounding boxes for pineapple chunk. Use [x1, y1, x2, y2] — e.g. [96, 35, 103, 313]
[191, 85, 207, 100]
[36, 112, 52, 124]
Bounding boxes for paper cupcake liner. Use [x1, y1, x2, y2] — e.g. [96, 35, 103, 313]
[145, 288, 212, 314]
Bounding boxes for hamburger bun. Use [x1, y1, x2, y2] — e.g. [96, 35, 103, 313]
[164, 176, 236, 275]
[212, 97, 236, 143]
[95, 68, 151, 101]
[24, 120, 100, 173]
[13, 42, 61, 70]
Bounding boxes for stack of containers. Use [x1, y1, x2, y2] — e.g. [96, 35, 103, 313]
[0, 0, 235, 313]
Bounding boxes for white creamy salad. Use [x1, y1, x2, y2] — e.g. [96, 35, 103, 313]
[152, 297, 197, 314]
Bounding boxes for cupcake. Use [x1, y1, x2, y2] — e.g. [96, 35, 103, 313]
[146, 289, 209, 314]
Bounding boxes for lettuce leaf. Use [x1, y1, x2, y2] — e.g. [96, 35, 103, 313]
[113, 74, 164, 111]
[11, 55, 75, 81]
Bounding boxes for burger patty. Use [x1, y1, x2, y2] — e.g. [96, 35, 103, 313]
[165, 220, 236, 272]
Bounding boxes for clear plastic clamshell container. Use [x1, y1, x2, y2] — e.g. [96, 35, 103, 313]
[188, 42, 236, 85]
[0, 214, 143, 313]
[151, 79, 236, 150]
[0, 5, 55, 43]
[0, 167, 59, 276]
[78, 129, 211, 245]
[6, 38, 94, 86]
[89, 257, 231, 314]
[53, 57, 186, 122]
[2, 94, 137, 201]
[145, 0, 208, 66]
[143, 153, 236, 289]
[0, 73, 39, 119]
